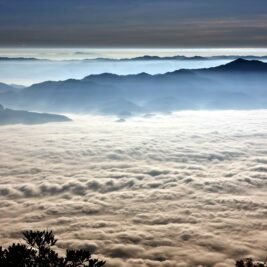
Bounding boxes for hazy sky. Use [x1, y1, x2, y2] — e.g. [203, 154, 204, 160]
[0, 0, 267, 47]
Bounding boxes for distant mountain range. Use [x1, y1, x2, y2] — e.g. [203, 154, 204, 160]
[92, 55, 267, 62]
[0, 58, 267, 116]
[0, 57, 48, 61]
[0, 104, 71, 125]
[0, 55, 267, 62]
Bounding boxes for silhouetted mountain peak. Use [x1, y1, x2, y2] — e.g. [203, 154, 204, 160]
[210, 58, 267, 72]
[135, 72, 151, 77]
[233, 58, 249, 64]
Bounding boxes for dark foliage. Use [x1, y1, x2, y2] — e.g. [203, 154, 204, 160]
[0, 230, 105, 267]
[236, 258, 267, 267]
[1, 230, 266, 267]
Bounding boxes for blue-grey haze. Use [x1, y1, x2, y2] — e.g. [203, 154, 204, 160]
[0, 0, 267, 47]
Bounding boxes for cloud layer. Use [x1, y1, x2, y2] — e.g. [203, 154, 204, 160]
[0, 111, 267, 267]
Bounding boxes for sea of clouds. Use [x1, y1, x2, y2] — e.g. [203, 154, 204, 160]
[0, 111, 266, 267]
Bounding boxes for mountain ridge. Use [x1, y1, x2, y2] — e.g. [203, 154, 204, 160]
[1, 55, 267, 62]
[0, 104, 71, 125]
[0, 59, 266, 115]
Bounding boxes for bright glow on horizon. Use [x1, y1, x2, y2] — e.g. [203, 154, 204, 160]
[0, 48, 267, 60]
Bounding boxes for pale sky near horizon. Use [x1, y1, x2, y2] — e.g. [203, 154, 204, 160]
[1, 48, 267, 60]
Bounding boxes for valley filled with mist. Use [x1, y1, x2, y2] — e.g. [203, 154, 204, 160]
[0, 49, 267, 267]
[0, 111, 267, 267]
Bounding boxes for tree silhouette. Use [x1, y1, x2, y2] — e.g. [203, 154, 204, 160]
[236, 258, 267, 267]
[1, 230, 266, 267]
[0, 230, 105, 267]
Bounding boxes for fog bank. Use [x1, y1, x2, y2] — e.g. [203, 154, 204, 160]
[0, 111, 267, 266]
